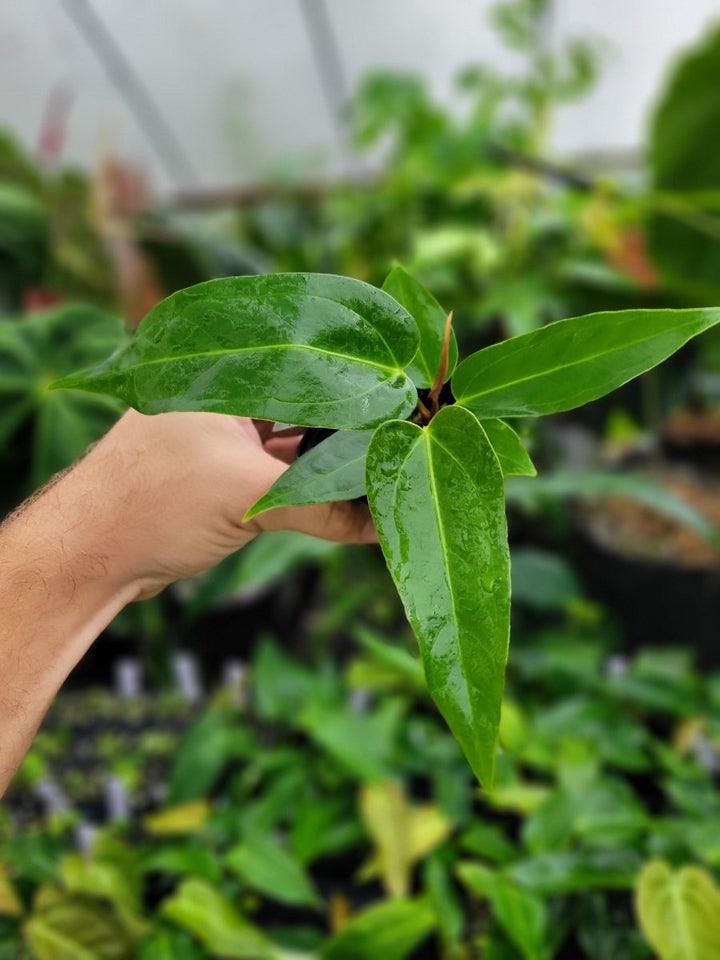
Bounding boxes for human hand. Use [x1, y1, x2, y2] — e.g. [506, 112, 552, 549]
[63, 409, 376, 600]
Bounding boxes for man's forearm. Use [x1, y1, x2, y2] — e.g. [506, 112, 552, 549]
[0, 409, 376, 796]
[0, 473, 136, 795]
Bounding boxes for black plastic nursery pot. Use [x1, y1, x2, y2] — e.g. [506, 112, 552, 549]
[572, 476, 720, 667]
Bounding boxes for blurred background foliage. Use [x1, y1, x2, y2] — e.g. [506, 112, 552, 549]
[4, 1, 720, 957]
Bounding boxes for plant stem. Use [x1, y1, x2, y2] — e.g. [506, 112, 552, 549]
[428, 311, 454, 415]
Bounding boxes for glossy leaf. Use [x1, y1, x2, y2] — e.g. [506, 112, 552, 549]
[382, 265, 458, 388]
[636, 860, 720, 960]
[452, 308, 720, 419]
[480, 420, 536, 477]
[322, 897, 435, 960]
[54, 274, 420, 429]
[225, 835, 322, 909]
[366, 404, 510, 788]
[245, 430, 372, 521]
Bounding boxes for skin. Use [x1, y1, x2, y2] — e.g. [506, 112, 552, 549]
[0, 409, 376, 796]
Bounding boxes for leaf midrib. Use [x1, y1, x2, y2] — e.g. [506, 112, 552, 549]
[105, 341, 404, 378]
[669, 877, 697, 960]
[455, 313, 714, 405]
[423, 429, 473, 715]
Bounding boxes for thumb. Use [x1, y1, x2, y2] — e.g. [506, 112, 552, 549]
[253, 499, 378, 545]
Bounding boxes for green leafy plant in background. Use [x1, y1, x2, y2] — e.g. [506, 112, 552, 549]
[0, 304, 126, 507]
[54, 266, 720, 787]
[5, 629, 720, 959]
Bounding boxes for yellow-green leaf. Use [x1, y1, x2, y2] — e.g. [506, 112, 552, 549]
[0, 863, 23, 917]
[143, 800, 210, 836]
[358, 782, 452, 899]
[636, 860, 720, 960]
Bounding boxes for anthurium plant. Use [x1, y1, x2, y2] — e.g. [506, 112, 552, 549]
[54, 267, 720, 787]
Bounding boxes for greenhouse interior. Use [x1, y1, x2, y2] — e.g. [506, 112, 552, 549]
[4, 1, 720, 957]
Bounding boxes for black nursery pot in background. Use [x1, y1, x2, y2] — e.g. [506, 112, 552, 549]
[573, 488, 720, 667]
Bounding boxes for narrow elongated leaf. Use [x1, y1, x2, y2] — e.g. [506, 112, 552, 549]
[366, 405, 510, 788]
[636, 860, 720, 960]
[382, 266, 458, 388]
[480, 420, 536, 477]
[452, 308, 720, 418]
[244, 430, 372, 521]
[53, 274, 419, 429]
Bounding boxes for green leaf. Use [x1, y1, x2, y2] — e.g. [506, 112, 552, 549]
[457, 864, 549, 960]
[25, 891, 136, 960]
[161, 879, 272, 959]
[226, 834, 322, 909]
[452, 308, 720, 419]
[138, 928, 206, 960]
[480, 420, 536, 477]
[322, 898, 436, 960]
[53, 274, 419, 430]
[636, 860, 720, 960]
[139, 844, 221, 883]
[351, 626, 427, 693]
[59, 854, 149, 942]
[245, 430, 372, 521]
[366, 404, 510, 788]
[300, 698, 404, 782]
[0, 305, 125, 492]
[382, 265, 458, 388]
[185, 532, 336, 619]
[648, 25, 720, 296]
[167, 712, 245, 804]
[510, 548, 582, 611]
[507, 849, 642, 895]
[505, 470, 719, 544]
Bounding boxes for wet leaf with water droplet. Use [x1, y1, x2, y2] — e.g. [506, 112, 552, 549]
[53, 274, 419, 429]
[453, 307, 720, 419]
[366, 405, 510, 788]
[244, 429, 372, 520]
[382, 265, 458, 389]
[480, 419, 536, 477]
